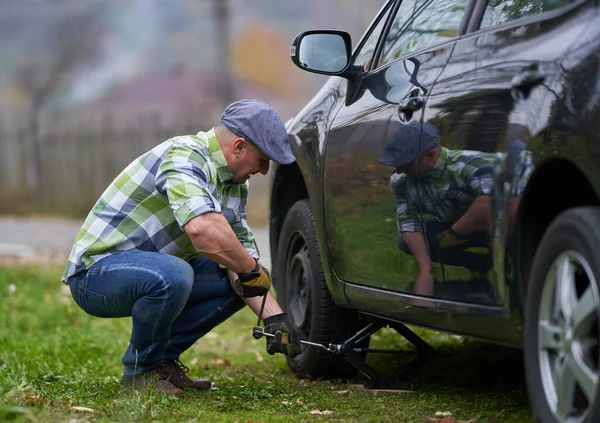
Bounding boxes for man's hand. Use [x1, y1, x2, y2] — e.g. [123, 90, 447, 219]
[235, 260, 271, 298]
[263, 313, 301, 358]
[436, 228, 468, 250]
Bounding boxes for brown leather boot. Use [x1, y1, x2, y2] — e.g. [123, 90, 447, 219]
[121, 365, 184, 396]
[162, 359, 213, 390]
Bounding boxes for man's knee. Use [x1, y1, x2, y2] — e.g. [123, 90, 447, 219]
[162, 258, 195, 294]
[145, 256, 194, 300]
[396, 233, 411, 254]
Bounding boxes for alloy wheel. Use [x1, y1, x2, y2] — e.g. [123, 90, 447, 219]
[538, 250, 600, 422]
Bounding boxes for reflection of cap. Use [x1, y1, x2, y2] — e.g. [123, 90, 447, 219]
[221, 99, 296, 165]
[378, 122, 440, 168]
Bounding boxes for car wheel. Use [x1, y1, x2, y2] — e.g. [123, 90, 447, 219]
[275, 199, 367, 380]
[525, 207, 600, 423]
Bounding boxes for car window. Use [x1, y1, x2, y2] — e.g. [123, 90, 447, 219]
[480, 0, 573, 28]
[352, 3, 393, 71]
[378, 0, 468, 67]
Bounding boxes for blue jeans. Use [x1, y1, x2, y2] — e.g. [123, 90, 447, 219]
[67, 251, 245, 376]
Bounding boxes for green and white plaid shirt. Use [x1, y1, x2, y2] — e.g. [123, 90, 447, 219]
[390, 147, 532, 232]
[62, 129, 259, 282]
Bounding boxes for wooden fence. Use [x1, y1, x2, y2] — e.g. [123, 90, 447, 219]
[0, 107, 215, 218]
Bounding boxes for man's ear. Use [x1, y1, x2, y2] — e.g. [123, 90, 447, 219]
[232, 138, 247, 155]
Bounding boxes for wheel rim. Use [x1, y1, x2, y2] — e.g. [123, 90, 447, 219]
[284, 232, 312, 333]
[538, 250, 600, 423]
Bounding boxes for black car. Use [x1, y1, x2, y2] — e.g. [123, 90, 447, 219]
[268, 0, 600, 421]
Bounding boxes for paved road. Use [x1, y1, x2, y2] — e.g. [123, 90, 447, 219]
[0, 217, 271, 269]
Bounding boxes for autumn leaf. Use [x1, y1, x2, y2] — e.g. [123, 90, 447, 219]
[210, 358, 231, 366]
[309, 410, 333, 415]
[71, 406, 94, 413]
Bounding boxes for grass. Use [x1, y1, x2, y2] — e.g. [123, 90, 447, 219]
[0, 264, 533, 422]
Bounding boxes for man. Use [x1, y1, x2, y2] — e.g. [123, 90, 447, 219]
[62, 99, 301, 396]
[378, 122, 498, 297]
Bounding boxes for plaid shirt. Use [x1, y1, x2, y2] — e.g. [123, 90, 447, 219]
[62, 129, 259, 282]
[390, 147, 532, 232]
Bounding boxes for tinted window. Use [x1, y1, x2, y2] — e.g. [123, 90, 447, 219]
[378, 0, 468, 66]
[353, 4, 393, 71]
[480, 0, 572, 28]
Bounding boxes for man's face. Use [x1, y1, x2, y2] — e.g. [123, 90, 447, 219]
[229, 139, 270, 184]
[396, 149, 437, 176]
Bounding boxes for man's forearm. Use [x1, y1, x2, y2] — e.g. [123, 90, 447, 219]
[226, 269, 283, 320]
[402, 232, 432, 268]
[451, 195, 492, 235]
[244, 291, 283, 321]
[185, 212, 256, 274]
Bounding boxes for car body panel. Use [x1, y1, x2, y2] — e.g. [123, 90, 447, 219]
[275, 0, 600, 348]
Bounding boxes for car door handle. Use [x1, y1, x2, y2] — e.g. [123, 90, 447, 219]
[398, 95, 425, 112]
[511, 70, 546, 100]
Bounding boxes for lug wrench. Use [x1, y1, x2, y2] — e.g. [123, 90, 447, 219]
[252, 326, 339, 353]
[252, 294, 342, 354]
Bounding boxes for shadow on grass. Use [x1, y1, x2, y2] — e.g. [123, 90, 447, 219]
[355, 334, 525, 393]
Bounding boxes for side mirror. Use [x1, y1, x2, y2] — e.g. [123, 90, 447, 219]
[290, 30, 360, 79]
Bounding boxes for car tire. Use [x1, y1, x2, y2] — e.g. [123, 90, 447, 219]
[275, 199, 366, 380]
[524, 207, 600, 423]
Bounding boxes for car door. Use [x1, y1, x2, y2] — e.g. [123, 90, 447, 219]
[420, 0, 589, 305]
[323, 0, 470, 293]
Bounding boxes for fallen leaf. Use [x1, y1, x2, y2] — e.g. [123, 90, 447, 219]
[205, 332, 218, 339]
[436, 412, 453, 417]
[210, 358, 231, 366]
[190, 358, 198, 366]
[299, 379, 310, 387]
[281, 401, 291, 405]
[253, 350, 264, 362]
[335, 390, 349, 394]
[266, 372, 275, 378]
[296, 399, 303, 404]
[71, 406, 94, 413]
[309, 410, 333, 415]
[26, 393, 44, 406]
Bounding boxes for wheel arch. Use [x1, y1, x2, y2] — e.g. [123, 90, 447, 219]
[269, 163, 309, 286]
[517, 157, 600, 301]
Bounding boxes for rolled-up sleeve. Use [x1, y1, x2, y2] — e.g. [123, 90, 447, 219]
[156, 143, 221, 228]
[465, 159, 495, 196]
[391, 174, 423, 232]
[230, 184, 260, 259]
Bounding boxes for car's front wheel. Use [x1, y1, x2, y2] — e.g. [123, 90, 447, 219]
[525, 207, 600, 423]
[274, 199, 366, 380]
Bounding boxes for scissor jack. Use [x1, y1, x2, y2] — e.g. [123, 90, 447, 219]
[253, 320, 439, 390]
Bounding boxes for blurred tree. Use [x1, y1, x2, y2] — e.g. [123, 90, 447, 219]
[14, 4, 102, 197]
[214, 0, 235, 106]
[231, 23, 304, 99]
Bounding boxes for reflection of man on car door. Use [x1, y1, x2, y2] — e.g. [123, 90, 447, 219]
[379, 122, 523, 298]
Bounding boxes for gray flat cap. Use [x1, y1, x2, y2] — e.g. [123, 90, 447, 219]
[378, 122, 440, 169]
[221, 99, 296, 165]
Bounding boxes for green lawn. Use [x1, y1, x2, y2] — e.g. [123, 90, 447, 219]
[0, 264, 533, 422]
